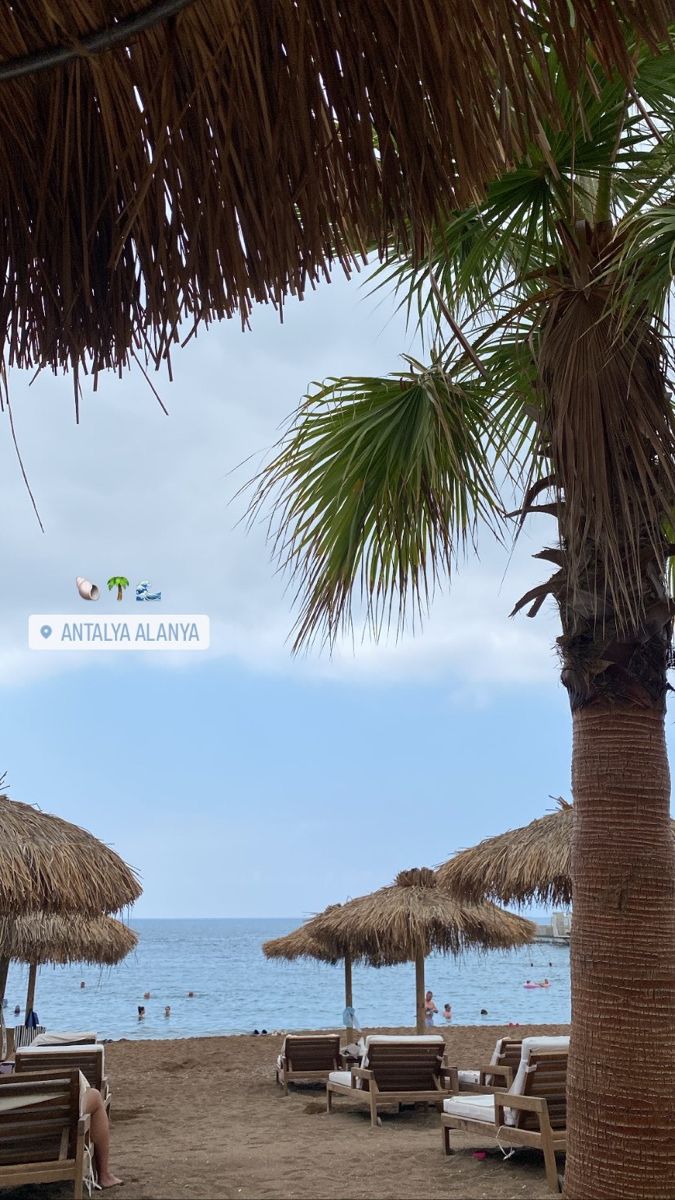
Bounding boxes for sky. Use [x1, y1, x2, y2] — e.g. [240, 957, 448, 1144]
[0, 264, 637, 919]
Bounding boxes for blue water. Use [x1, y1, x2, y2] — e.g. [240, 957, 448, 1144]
[3, 919, 570, 1041]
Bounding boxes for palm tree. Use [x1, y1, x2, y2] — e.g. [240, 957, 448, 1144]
[107, 576, 129, 603]
[251, 45, 675, 1200]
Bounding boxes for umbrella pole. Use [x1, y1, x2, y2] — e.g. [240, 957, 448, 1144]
[344, 951, 354, 1043]
[0, 957, 8, 1009]
[25, 962, 37, 1024]
[415, 945, 425, 1034]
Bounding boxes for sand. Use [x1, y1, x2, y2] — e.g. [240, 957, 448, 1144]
[1, 1023, 569, 1200]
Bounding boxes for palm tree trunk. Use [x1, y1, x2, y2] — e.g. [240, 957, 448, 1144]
[565, 704, 675, 1198]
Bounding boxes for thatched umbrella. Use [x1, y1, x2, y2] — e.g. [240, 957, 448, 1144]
[0, 914, 138, 1024]
[0, 795, 141, 917]
[263, 926, 339, 969]
[436, 797, 675, 908]
[0, 3, 670, 378]
[310, 868, 535, 1033]
[263, 907, 368, 1041]
[0, 793, 141, 1009]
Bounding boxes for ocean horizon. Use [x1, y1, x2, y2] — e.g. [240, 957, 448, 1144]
[3, 917, 570, 1041]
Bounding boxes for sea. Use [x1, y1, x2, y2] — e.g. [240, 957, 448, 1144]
[3, 918, 571, 1042]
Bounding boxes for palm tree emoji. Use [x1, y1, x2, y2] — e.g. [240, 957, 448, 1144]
[107, 576, 129, 602]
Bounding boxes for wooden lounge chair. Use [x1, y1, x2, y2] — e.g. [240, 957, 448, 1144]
[326, 1034, 450, 1127]
[441, 1039, 568, 1194]
[445, 1035, 523, 1093]
[0, 1070, 90, 1199]
[275, 1034, 341, 1094]
[13, 1024, 46, 1050]
[15, 1043, 111, 1113]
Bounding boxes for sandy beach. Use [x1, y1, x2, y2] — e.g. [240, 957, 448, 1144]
[1, 1022, 569, 1200]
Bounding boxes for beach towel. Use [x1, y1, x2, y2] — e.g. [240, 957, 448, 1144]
[342, 1006, 360, 1031]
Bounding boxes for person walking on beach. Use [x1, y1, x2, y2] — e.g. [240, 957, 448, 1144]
[424, 991, 438, 1026]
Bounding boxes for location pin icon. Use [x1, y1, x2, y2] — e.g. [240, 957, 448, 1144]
[40, 625, 52, 639]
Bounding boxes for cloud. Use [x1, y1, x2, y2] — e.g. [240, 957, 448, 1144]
[0, 270, 560, 693]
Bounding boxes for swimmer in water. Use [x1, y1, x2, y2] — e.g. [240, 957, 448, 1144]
[424, 991, 438, 1027]
[187, 991, 195, 998]
[443, 1003, 452, 1021]
[164, 1006, 171, 1018]
[80, 981, 86, 989]
[137, 1006, 145, 1020]
[143, 992, 151, 1000]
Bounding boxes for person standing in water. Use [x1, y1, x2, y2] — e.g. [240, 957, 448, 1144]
[424, 991, 438, 1026]
[443, 1003, 452, 1021]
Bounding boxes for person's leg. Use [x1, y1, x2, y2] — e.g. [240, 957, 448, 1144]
[83, 1089, 122, 1188]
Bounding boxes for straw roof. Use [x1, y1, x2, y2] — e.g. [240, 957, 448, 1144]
[310, 868, 534, 964]
[0, 794, 142, 917]
[1, 2, 673, 377]
[263, 904, 395, 968]
[436, 797, 675, 908]
[263, 926, 339, 967]
[0, 913, 138, 967]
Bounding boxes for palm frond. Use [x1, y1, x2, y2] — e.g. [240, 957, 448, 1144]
[249, 360, 504, 649]
[611, 205, 675, 322]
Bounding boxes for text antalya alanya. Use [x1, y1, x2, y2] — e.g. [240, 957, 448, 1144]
[60, 622, 201, 643]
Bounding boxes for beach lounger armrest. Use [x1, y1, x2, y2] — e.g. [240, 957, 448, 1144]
[441, 1067, 459, 1090]
[78, 1114, 91, 1137]
[495, 1092, 550, 1128]
[352, 1067, 373, 1084]
[480, 1064, 513, 1087]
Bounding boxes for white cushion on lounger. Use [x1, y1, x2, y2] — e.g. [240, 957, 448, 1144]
[444, 1094, 498, 1121]
[18, 1042, 103, 1058]
[328, 1070, 355, 1087]
[32, 1031, 97, 1046]
[457, 1069, 480, 1085]
[443, 1092, 518, 1127]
